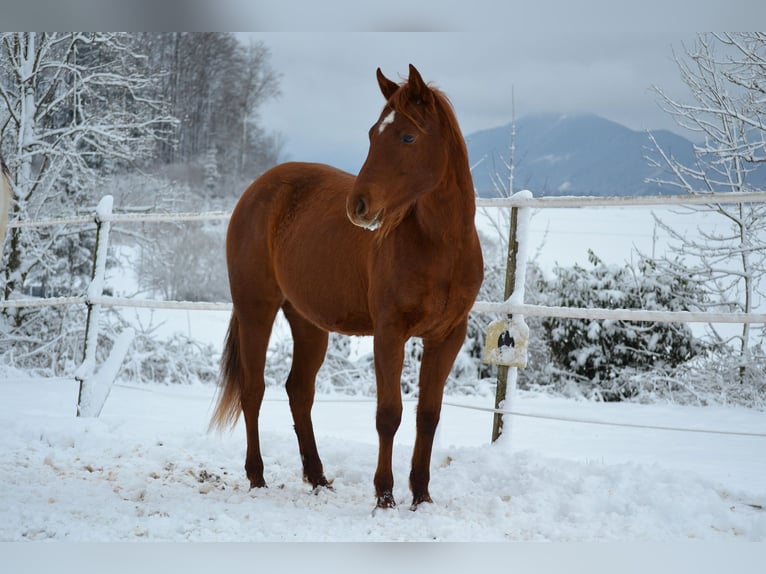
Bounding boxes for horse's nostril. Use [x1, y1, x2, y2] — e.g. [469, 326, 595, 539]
[356, 196, 368, 218]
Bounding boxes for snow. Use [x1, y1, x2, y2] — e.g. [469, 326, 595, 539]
[75, 194, 116, 414]
[2, 212, 766, 573]
[507, 190, 532, 306]
[476, 204, 725, 276]
[94, 194, 114, 223]
[3, 200, 760, 546]
[76, 327, 135, 417]
[1, 372, 764, 543]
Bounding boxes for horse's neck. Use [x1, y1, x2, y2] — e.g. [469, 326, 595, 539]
[415, 166, 477, 245]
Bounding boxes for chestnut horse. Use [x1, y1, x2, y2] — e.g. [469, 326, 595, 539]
[211, 65, 483, 510]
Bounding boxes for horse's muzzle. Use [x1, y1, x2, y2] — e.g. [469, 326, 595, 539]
[347, 193, 382, 231]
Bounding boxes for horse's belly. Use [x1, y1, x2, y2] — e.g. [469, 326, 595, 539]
[280, 277, 373, 335]
[274, 232, 373, 335]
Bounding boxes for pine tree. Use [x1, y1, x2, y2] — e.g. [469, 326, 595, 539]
[539, 250, 704, 400]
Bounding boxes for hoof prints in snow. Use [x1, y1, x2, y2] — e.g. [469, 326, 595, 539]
[1, 379, 765, 541]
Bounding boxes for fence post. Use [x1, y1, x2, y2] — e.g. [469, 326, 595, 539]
[76, 196, 113, 417]
[492, 205, 520, 442]
[492, 190, 532, 442]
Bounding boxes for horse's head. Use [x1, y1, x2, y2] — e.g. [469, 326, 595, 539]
[347, 65, 459, 233]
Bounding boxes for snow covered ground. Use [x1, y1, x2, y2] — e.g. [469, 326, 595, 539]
[478, 203, 734, 274]
[1, 371, 764, 543]
[3, 204, 765, 570]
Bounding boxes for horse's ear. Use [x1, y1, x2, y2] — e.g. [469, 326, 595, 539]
[407, 64, 432, 105]
[377, 68, 399, 100]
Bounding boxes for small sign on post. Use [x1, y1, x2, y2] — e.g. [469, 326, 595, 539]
[483, 316, 529, 368]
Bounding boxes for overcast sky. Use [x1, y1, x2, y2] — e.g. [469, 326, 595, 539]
[248, 30, 714, 172]
[225, 0, 765, 172]
[10, 0, 764, 174]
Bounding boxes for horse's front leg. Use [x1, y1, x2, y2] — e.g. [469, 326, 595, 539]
[372, 327, 406, 509]
[409, 321, 468, 509]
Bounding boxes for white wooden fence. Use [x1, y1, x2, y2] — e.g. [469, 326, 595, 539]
[2, 190, 766, 427]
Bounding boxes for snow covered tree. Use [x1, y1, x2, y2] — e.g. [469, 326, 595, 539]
[136, 219, 229, 303]
[539, 250, 705, 400]
[204, 147, 220, 195]
[136, 33, 281, 193]
[122, 33, 283, 318]
[646, 33, 766, 383]
[0, 32, 171, 372]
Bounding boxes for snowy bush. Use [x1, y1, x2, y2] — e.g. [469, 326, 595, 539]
[136, 220, 229, 302]
[258, 331, 374, 396]
[536, 250, 705, 401]
[0, 306, 86, 376]
[120, 328, 219, 385]
[257, 327, 493, 399]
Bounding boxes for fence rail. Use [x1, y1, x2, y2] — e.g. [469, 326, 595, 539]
[473, 301, 766, 325]
[4, 190, 766, 325]
[8, 190, 766, 228]
[6, 295, 766, 325]
[475, 189, 766, 209]
[6, 210, 232, 229]
[3, 190, 766, 429]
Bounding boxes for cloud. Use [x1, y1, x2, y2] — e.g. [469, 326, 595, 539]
[251, 31, 701, 171]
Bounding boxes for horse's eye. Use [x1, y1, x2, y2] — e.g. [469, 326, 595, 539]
[401, 134, 417, 144]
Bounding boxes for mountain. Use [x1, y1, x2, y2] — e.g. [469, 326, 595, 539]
[466, 113, 698, 198]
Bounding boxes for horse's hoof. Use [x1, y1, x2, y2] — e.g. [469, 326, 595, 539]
[409, 493, 433, 511]
[375, 491, 397, 510]
[305, 474, 334, 488]
[311, 477, 335, 495]
[248, 477, 267, 489]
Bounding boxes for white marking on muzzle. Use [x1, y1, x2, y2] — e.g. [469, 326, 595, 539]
[351, 211, 382, 232]
[365, 212, 382, 231]
[378, 110, 395, 134]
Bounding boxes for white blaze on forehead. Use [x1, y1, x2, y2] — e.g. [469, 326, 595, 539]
[377, 110, 395, 134]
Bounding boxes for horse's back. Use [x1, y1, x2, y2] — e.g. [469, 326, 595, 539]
[228, 161, 352, 256]
[227, 162, 374, 335]
[230, 162, 352, 219]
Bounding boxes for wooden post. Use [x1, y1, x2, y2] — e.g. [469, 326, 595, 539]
[76, 196, 113, 417]
[492, 206, 520, 442]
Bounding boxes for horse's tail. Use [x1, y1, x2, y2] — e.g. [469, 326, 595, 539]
[209, 313, 243, 432]
[1, 154, 10, 250]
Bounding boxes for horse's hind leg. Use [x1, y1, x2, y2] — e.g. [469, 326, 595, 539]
[282, 301, 330, 489]
[237, 300, 281, 488]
